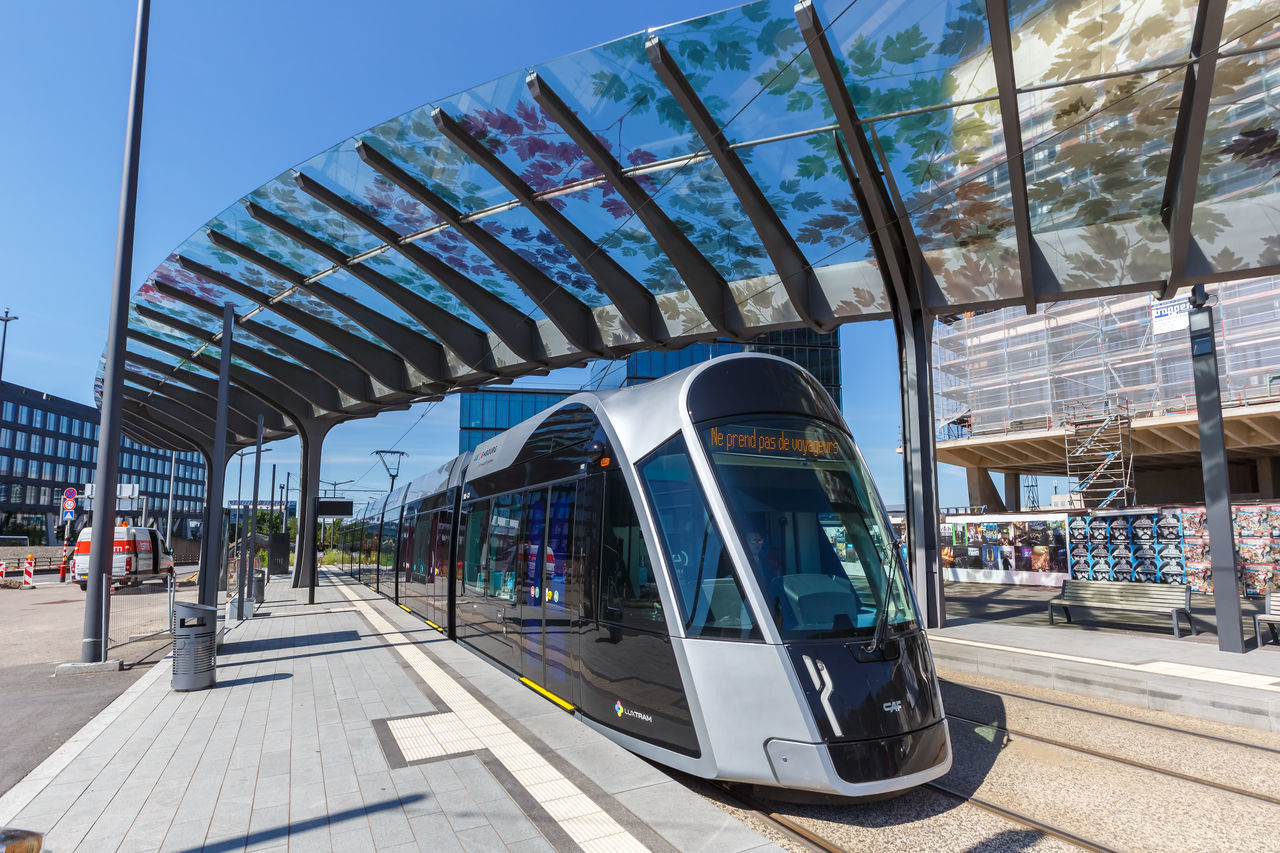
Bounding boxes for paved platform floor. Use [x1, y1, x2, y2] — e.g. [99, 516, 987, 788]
[0, 573, 780, 853]
[934, 583, 1280, 733]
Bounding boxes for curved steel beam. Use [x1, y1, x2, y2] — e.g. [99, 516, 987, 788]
[645, 35, 828, 333]
[256, 186, 497, 375]
[294, 161, 543, 365]
[527, 72, 743, 339]
[985, 0, 1048, 313]
[134, 305, 350, 413]
[1161, 0, 1229, 298]
[151, 281, 377, 403]
[432, 106, 667, 345]
[124, 352, 289, 432]
[186, 240, 448, 390]
[352, 138, 604, 356]
[123, 399, 249, 458]
[124, 370, 263, 438]
[126, 328, 320, 424]
[122, 416, 198, 454]
[123, 385, 244, 446]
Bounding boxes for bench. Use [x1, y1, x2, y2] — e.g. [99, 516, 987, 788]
[1256, 591, 1280, 647]
[1048, 579, 1195, 638]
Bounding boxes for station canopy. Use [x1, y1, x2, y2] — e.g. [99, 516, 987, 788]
[105, 0, 1280, 451]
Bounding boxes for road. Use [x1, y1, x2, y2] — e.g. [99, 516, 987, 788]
[0, 574, 190, 796]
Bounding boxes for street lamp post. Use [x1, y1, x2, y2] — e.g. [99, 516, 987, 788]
[0, 308, 18, 387]
[371, 450, 407, 597]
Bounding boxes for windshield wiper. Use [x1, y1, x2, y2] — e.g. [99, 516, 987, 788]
[862, 548, 897, 654]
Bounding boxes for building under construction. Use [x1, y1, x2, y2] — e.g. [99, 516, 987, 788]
[933, 278, 1280, 511]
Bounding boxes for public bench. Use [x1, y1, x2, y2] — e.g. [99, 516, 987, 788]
[1048, 579, 1195, 638]
[1256, 591, 1280, 647]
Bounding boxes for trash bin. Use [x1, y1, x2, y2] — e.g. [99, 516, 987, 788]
[252, 569, 266, 604]
[172, 601, 217, 691]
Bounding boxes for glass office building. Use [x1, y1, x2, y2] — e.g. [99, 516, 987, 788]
[459, 329, 842, 453]
[0, 381, 207, 544]
[598, 329, 843, 403]
[458, 388, 573, 453]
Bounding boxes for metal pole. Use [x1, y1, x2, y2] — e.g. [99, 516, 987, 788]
[0, 308, 18, 386]
[249, 415, 264, 607]
[284, 471, 291, 544]
[1189, 284, 1243, 653]
[199, 304, 233, 608]
[237, 451, 246, 619]
[82, 0, 150, 664]
[268, 464, 276, 535]
[165, 449, 176, 546]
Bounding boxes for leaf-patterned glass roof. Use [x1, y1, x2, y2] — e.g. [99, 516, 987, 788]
[108, 0, 1280, 449]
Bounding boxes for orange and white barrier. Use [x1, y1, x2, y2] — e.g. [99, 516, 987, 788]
[23, 557, 34, 588]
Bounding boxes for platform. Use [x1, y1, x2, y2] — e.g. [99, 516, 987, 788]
[0, 572, 781, 853]
[933, 582, 1280, 733]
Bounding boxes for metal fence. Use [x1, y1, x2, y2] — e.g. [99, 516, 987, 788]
[106, 572, 179, 649]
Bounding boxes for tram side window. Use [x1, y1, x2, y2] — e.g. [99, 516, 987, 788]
[488, 492, 521, 602]
[638, 435, 760, 640]
[462, 501, 490, 596]
[599, 469, 662, 630]
[411, 511, 432, 584]
[430, 510, 451, 584]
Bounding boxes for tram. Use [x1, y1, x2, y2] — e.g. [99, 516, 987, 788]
[339, 354, 951, 797]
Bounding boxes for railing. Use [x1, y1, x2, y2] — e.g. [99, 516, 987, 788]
[106, 571, 177, 650]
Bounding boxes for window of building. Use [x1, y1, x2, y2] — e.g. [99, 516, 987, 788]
[12, 458, 25, 477]
[0, 455, 8, 475]
[31, 410, 43, 429]
[42, 462, 53, 481]
[14, 432, 27, 452]
[28, 435, 41, 455]
[39, 487, 50, 506]
[70, 419, 81, 437]
[59, 415, 69, 433]
[55, 464, 65, 481]
[17, 406, 29, 426]
[57, 439, 67, 457]
[0, 428, 9, 449]
[1, 402, 13, 422]
[25, 485, 38, 504]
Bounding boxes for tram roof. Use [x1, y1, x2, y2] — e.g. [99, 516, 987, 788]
[107, 0, 1280, 452]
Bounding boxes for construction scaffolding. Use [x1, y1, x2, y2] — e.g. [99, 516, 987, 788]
[1062, 399, 1134, 509]
[933, 278, 1280, 439]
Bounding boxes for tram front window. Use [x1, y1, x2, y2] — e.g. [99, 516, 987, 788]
[701, 416, 915, 640]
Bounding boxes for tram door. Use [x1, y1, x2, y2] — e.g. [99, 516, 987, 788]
[521, 484, 576, 696]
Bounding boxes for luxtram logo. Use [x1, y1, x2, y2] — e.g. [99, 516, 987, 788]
[613, 700, 653, 724]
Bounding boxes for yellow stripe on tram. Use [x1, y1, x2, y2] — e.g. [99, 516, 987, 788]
[425, 620, 441, 631]
[519, 677, 575, 711]
[399, 604, 413, 613]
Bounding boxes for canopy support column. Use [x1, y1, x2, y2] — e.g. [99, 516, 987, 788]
[1189, 285, 1243, 652]
[199, 304, 234, 608]
[291, 419, 334, 605]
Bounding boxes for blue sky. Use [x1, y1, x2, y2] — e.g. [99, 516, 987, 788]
[0, 0, 970, 509]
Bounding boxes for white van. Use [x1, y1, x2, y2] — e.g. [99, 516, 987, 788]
[72, 525, 174, 591]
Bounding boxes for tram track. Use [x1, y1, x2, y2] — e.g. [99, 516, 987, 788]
[712, 776, 1115, 853]
[940, 676, 1280, 756]
[921, 779, 1117, 852]
[946, 710, 1280, 807]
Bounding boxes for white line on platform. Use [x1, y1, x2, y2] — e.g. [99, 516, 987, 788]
[929, 635, 1280, 691]
[333, 577, 649, 853]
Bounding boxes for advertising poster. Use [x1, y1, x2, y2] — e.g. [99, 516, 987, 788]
[940, 514, 1069, 586]
[1155, 511, 1184, 583]
[1068, 517, 1090, 578]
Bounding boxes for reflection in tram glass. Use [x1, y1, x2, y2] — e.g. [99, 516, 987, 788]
[702, 416, 915, 640]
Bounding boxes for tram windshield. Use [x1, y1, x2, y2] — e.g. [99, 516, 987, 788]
[700, 416, 916, 640]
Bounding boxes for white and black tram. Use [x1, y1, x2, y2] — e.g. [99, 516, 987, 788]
[339, 354, 951, 797]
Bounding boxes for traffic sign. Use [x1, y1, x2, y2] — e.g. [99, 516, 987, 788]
[62, 509, 76, 521]
[62, 498, 76, 511]
[63, 487, 77, 500]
